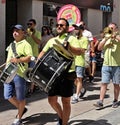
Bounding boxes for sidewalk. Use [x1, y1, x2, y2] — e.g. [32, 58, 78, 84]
[0, 71, 120, 125]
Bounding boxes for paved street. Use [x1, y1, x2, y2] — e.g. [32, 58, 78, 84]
[0, 71, 120, 125]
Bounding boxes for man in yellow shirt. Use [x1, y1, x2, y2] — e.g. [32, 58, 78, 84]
[4, 24, 33, 125]
[26, 19, 41, 94]
[38, 18, 84, 125]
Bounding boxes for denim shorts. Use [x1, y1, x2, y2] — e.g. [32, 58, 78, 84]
[29, 61, 35, 68]
[90, 56, 97, 62]
[102, 66, 120, 84]
[75, 66, 85, 78]
[4, 75, 26, 100]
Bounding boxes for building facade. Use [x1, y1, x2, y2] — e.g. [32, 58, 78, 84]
[0, 0, 120, 64]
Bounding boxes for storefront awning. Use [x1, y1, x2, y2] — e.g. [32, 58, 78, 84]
[42, 0, 113, 12]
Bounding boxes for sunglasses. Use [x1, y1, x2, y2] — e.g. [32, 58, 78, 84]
[43, 28, 47, 31]
[56, 24, 65, 27]
[27, 23, 33, 26]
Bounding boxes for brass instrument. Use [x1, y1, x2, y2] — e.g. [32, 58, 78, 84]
[26, 28, 34, 36]
[103, 27, 120, 39]
[103, 27, 113, 38]
[103, 27, 120, 45]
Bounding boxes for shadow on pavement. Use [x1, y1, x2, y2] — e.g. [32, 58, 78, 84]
[22, 113, 57, 125]
[0, 70, 102, 113]
[82, 94, 110, 101]
[69, 119, 112, 125]
[0, 83, 48, 112]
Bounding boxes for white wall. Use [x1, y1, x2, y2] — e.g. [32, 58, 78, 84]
[112, 0, 120, 29]
[32, 0, 43, 31]
[87, 9, 102, 36]
[17, 0, 32, 29]
[17, 0, 43, 31]
[0, 2, 5, 64]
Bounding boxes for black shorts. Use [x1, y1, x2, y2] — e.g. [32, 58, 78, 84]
[48, 77, 74, 97]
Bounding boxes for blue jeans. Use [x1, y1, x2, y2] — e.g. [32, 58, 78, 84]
[4, 75, 26, 101]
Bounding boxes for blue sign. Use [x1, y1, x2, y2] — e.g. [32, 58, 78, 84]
[100, 5, 111, 12]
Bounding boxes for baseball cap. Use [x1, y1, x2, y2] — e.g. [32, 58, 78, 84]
[72, 23, 84, 30]
[12, 24, 25, 31]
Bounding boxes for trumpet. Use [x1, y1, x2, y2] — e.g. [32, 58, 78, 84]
[103, 27, 119, 39]
[103, 27, 113, 38]
[26, 28, 35, 36]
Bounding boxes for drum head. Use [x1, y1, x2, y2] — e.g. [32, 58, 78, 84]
[5, 63, 18, 83]
[53, 44, 73, 60]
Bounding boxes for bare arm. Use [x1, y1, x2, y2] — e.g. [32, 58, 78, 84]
[90, 40, 95, 53]
[31, 34, 41, 44]
[98, 38, 108, 51]
[68, 45, 86, 55]
[37, 51, 45, 60]
[114, 35, 120, 42]
[10, 56, 32, 63]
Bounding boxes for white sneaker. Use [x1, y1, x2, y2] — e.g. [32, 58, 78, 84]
[56, 122, 60, 125]
[71, 94, 79, 104]
[11, 119, 22, 125]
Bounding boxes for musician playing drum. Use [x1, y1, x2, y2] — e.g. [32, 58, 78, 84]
[38, 18, 85, 125]
[4, 24, 33, 125]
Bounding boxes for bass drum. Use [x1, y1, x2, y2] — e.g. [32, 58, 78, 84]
[28, 47, 73, 93]
[0, 63, 18, 83]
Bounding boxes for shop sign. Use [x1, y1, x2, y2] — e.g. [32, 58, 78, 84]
[100, 5, 111, 12]
[57, 4, 81, 31]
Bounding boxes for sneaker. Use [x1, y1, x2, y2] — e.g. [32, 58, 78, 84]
[112, 100, 119, 108]
[79, 88, 86, 98]
[56, 117, 62, 125]
[25, 90, 32, 97]
[22, 107, 28, 116]
[93, 101, 103, 109]
[71, 95, 79, 104]
[16, 107, 28, 118]
[11, 119, 22, 125]
[56, 122, 60, 125]
[89, 75, 94, 83]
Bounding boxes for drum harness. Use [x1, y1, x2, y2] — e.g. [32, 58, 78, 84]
[0, 43, 22, 84]
[11, 42, 25, 72]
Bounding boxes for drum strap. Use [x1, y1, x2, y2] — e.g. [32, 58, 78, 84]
[60, 34, 73, 75]
[11, 42, 19, 58]
[11, 42, 25, 68]
[62, 34, 70, 49]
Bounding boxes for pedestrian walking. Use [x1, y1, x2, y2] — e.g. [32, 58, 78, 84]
[26, 19, 41, 96]
[71, 23, 88, 104]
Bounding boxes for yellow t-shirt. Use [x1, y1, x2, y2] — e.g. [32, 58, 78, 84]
[43, 33, 80, 72]
[6, 39, 33, 77]
[26, 29, 41, 57]
[75, 36, 88, 67]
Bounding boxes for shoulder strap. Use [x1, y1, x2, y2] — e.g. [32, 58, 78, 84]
[11, 42, 25, 67]
[64, 33, 70, 41]
[11, 42, 19, 58]
[63, 34, 70, 49]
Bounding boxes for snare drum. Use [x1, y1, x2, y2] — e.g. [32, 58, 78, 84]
[29, 47, 73, 93]
[0, 63, 18, 83]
